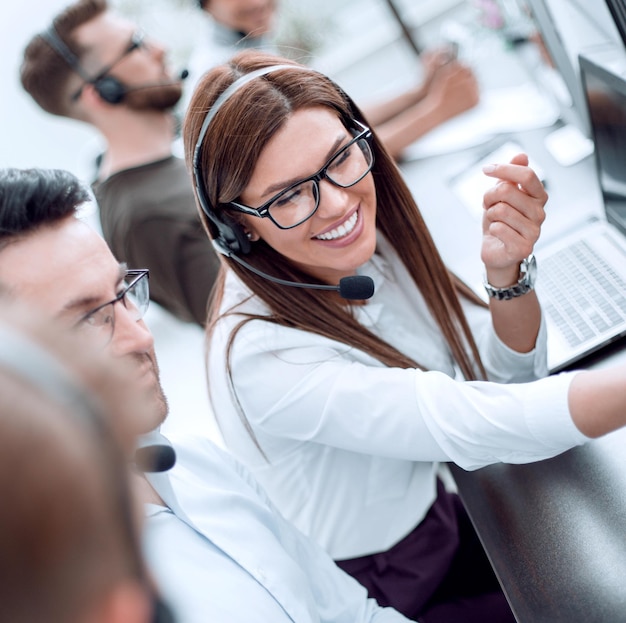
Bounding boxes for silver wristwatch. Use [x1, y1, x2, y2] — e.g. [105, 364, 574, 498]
[483, 254, 537, 301]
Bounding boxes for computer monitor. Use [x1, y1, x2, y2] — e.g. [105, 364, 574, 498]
[522, 0, 621, 136]
[580, 47, 626, 232]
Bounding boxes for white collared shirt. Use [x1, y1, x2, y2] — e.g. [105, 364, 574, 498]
[144, 436, 409, 623]
[205, 233, 588, 559]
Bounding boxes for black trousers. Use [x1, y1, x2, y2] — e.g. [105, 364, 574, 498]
[335, 479, 516, 623]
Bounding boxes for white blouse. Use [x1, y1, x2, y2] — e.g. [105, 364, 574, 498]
[206, 233, 588, 559]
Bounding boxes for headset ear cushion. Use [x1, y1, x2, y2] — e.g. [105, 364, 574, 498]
[93, 76, 126, 104]
[218, 212, 251, 255]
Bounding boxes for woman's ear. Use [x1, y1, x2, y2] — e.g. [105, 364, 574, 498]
[244, 229, 260, 242]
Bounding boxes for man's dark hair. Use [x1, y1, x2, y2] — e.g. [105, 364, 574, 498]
[20, 0, 107, 117]
[0, 168, 90, 250]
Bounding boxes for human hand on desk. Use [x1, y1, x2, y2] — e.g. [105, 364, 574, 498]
[480, 153, 547, 288]
[421, 49, 479, 123]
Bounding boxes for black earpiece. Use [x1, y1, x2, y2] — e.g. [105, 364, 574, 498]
[92, 75, 127, 104]
[192, 64, 313, 255]
[40, 25, 128, 104]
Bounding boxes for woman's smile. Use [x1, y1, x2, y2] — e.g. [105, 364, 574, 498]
[240, 107, 378, 285]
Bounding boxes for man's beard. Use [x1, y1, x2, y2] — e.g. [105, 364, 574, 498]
[123, 82, 183, 111]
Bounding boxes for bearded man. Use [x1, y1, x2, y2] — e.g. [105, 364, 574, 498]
[20, 0, 220, 327]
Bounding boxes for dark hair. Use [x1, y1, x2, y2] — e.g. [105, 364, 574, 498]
[184, 49, 486, 398]
[20, 0, 107, 117]
[0, 168, 90, 250]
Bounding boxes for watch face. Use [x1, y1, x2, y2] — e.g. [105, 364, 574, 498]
[523, 254, 538, 285]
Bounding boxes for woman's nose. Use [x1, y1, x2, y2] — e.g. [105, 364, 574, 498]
[316, 179, 352, 218]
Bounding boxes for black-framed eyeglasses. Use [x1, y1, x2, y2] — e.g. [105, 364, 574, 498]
[71, 30, 146, 101]
[228, 119, 375, 230]
[75, 269, 150, 347]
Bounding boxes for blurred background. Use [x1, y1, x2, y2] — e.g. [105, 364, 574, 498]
[0, 0, 467, 440]
[0, 0, 465, 177]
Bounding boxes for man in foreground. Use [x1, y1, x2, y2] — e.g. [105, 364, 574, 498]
[0, 166, 412, 623]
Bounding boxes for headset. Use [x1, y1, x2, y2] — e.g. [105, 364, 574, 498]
[40, 25, 129, 104]
[0, 323, 176, 623]
[191, 64, 376, 300]
[40, 25, 188, 105]
[192, 65, 299, 256]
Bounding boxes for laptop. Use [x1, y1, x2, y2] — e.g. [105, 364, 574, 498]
[452, 46, 626, 373]
[530, 48, 626, 372]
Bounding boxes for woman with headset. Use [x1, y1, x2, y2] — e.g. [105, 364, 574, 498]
[183, 50, 626, 622]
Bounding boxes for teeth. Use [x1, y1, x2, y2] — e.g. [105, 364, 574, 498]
[315, 211, 358, 240]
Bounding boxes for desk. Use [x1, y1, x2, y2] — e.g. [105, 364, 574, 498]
[450, 339, 626, 623]
[405, 114, 626, 623]
[392, 21, 626, 623]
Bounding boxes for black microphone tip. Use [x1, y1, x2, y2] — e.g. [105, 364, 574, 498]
[338, 275, 375, 300]
[134, 444, 177, 473]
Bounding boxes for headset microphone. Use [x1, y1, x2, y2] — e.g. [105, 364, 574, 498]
[113, 68, 190, 98]
[135, 429, 177, 473]
[213, 240, 375, 300]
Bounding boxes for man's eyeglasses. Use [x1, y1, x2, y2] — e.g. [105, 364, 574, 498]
[75, 269, 149, 347]
[71, 30, 146, 101]
[228, 120, 375, 230]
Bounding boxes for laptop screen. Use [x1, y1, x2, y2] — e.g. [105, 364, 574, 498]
[580, 51, 626, 234]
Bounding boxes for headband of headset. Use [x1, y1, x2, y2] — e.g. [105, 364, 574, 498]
[40, 25, 128, 104]
[192, 64, 309, 256]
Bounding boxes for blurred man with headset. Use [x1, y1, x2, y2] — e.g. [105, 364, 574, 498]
[20, 0, 219, 326]
[0, 166, 414, 622]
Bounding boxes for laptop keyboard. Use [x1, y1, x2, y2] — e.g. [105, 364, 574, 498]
[538, 240, 626, 347]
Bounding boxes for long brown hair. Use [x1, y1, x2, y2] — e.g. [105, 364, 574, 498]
[184, 50, 486, 383]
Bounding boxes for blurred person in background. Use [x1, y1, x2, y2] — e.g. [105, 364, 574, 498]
[188, 0, 480, 160]
[20, 0, 219, 327]
[0, 298, 171, 623]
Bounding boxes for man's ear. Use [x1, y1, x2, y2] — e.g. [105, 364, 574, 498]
[85, 581, 153, 623]
[80, 82, 107, 108]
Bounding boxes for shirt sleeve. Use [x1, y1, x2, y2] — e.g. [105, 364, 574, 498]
[230, 322, 588, 468]
[461, 294, 550, 383]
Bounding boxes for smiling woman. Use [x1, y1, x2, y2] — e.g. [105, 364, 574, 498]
[234, 109, 378, 285]
[180, 45, 626, 623]
[177, 48, 569, 623]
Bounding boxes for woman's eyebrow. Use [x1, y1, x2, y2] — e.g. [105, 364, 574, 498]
[261, 133, 348, 196]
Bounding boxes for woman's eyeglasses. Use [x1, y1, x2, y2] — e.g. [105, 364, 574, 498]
[75, 269, 149, 347]
[228, 120, 375, 230]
